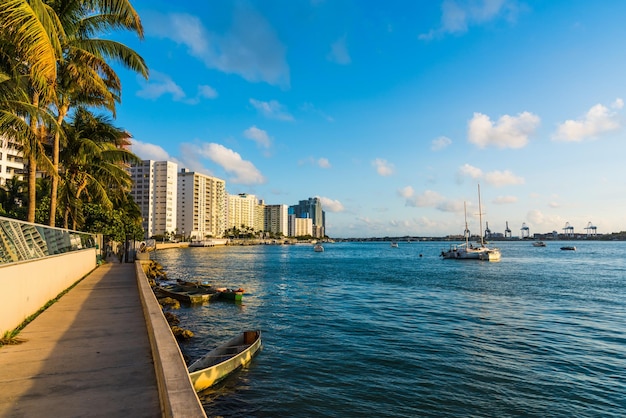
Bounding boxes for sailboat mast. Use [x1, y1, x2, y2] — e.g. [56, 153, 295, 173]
[464, 201, 469, 247]
[478, 184, 484, 246]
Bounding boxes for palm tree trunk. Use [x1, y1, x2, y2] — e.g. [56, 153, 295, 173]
[27, 92, 40, 223]
[63, 206, 70, 229]
[27, 153, 37, 222]
[49, 105, 68, 226]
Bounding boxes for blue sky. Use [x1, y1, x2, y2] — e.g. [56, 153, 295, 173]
[112, 0, 626, 238]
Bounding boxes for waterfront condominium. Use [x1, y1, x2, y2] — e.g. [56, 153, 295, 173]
[129, 160, 178, 240]
[227, 193, 258, 232]
[289, 216, 313, 237]
[290, 197, 326, 238]
[177, 169, 227, 240]
[0, 135, 24, 186]
[264, 204, 289, 237]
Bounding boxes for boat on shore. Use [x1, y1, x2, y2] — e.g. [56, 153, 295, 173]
[157, 284, 220, 304]
[441, 185, 501, 261]
[188, 330, 262, 392]
[533, 241, 547, 247]
[157, 281, 244, 303]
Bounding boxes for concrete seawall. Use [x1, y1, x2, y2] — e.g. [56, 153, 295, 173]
[135, 261, 206, 417]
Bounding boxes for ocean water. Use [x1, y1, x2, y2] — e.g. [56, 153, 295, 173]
[153, 241, 626, 417]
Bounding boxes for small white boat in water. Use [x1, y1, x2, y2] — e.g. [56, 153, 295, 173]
[441, 185, 501, 262]
[314, 244, 324, 252]
[390, 242, 399, 248]
[533, 241, 546, 247]
[188, 330, 262, 392]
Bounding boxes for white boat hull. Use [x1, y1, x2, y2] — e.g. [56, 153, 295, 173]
[441, 245, 501, 261]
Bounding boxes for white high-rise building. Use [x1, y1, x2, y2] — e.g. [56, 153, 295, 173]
[265, 204, 288, 236]
[227, 193, 257, 232]
[0, 135, 24, 186]
[129, 160, 178, 239]
[177, 169, 227, 240]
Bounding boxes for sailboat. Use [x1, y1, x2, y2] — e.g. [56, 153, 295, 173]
[440, 185, 501, 261]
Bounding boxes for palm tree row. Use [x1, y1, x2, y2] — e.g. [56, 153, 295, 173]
[0, 0, 148, 233]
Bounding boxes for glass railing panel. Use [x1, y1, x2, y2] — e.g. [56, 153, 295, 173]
[0, 216, 96, 265]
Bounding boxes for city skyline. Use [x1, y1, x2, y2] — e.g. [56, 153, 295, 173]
[110, 1, 626, 238]
[129, 159, 326, 239]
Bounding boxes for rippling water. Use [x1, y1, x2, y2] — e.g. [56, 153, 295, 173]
[153, 241, 626, 417]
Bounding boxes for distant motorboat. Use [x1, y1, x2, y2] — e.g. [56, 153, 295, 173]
[390, 242, 399, 248]
[560, 246, 576, 251]
[533, 241, 547, 247]
[314, 244, 324, 252]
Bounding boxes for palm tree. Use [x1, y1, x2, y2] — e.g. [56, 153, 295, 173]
[46, 0, 148, 226]
[59, 107, 140, 229]
[0, 0, 147, 225]
[0, 175, 27, 217]
[0, 0, 63, 222]
[0, 0, 63, 94]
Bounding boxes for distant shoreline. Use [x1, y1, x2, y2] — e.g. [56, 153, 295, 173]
[151, 234, 626, 251]
[335, 235, 626, 242]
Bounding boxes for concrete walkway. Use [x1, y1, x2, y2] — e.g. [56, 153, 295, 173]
[0, 260, 161, 417]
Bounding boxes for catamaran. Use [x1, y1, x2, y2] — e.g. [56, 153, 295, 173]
[441, 185, 501, 261]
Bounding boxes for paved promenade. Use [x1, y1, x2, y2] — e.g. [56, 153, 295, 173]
[0, 259, 161, 417]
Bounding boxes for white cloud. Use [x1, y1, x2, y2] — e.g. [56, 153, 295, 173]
[493, 195, 518, 204]
[483, 170, 525, 187]
[317, 158, 331, 168]
[468, 111, 540, 149]
[327, 36, 351, 65]
[398, 186, 415, 199]
[552, 98, 623, 142]
[301, 102, 334, 122]
[243, 126, 271, 148]
[458, 163, 483, 179]
[431, 136, 452, 151]
[457, 164, 524, 187]
[145, 6, 289, 87]
[372, 158, 394, 176]
[297, 157, 332, 168]
[437, 200, 465, 213]
[249, 99, 294, 121]
[406, 190, 445, 208]
[178, 143, 210, 174]
[318, 196, 344, 212]
[136, 71, 185, 101]
[549, 201, 560, 208]
[198, 85, 218, 99]
[131, 139, 171, 160]
[526, 209, 566, 230]
[135, 71, 219, 105]
[420, 0, 521, 40]
[199, 143, 265, 184]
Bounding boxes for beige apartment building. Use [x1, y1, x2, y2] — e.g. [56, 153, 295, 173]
[177, 169, 226, 240]
[227, 193, 258, 232]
